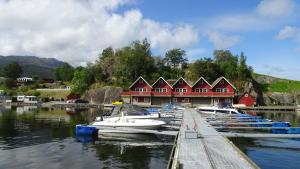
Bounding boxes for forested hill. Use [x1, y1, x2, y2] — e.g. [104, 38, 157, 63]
[0, 55, 67, 79]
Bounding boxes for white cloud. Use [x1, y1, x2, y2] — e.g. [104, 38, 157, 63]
[256, 0, 295, 17]
[275, 26, 298, 40]
[0, 0, 198, 65]
[206, 31, 240, 49]
[210, 0, 296, 32]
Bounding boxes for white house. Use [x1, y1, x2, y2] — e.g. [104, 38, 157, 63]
[17, 77, 33, 83]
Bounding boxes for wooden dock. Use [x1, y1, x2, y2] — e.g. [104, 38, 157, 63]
[171, 109, 257, 169]
[239, 106, 297, 112]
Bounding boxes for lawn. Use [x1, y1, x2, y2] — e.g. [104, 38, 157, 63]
[38, 90, 70, 99]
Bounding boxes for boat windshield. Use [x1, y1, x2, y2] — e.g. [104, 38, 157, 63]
[111, 104, 150, 116]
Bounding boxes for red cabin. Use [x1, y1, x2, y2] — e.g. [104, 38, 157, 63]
[128, 76, 152, 105]
[237, 93, 256, 107]
[172, 77, 193, 103]
[121, 76, 236, 106]
[151, 77, 173, 105]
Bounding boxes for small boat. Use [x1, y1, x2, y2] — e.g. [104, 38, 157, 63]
[102, 104, 174, 123]
[197, 106, 241, 114]
[92, 113, 166, 130]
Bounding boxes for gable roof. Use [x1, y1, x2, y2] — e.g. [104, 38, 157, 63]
[191, 77, 212, 88]
[172, 77, 192, 88]
[129, 76, 152, 89]
[211, 76, 236, 90]
[152, 77, 173, 89]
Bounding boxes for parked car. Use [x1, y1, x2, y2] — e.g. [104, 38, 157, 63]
[74, 99, 89, 104]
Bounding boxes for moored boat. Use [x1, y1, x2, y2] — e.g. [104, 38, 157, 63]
[197, 106, 241, 114]
[92, 114, 166, 130]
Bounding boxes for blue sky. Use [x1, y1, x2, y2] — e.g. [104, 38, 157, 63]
[124, 0, 300, 80]
[0, 0, 299, 80]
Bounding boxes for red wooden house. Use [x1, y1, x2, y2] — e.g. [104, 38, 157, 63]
[151, 77, 173, 105]
[121, 76, 236, 106]
[237, 92, 256, 107]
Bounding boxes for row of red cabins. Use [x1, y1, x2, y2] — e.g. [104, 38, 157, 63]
[121, 76, 244, 106]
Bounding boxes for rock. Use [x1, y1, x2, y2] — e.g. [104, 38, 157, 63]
[268, 92, 294, 105]
[83, 86, 123, 104]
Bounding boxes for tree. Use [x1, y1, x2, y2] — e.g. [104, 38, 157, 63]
[98, 47, 115, 81]
[3, 78, 16, 89]
[55, 63, 74, 81]
[185, 58, 222, 82]
[114, 39, 155, 87]
[71, 68, 94, 95]
[3, 62, 22, 79]
[164, 48, 187, 68]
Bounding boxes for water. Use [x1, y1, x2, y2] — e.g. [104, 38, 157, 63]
[0, 106, 173, 169]
[230, 111, 300, 169]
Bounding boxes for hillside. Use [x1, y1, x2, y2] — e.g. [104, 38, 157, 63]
[0, 55, 67, 79]
[253, 73, 300, 93]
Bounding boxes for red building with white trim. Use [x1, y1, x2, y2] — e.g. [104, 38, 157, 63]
[121, 76, 236, 106]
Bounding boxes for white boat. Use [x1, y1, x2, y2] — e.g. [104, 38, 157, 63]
[197, 106, 241, 115]
[92, 113, 166, 130]
[104, 104, 174, 123]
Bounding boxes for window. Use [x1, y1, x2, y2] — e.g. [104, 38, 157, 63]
[175, 88, 187, 92]
[154, 88, 167, 92]
[183, 98, 189, 103]
[159, 80, 164, 84]
[172, 98, 177, 102]
[144, 97, 150, 102]
[199, 80, 203, 85]
[216, 88, 227, 93]
[135, 88, 146, 92]
[139, 79, 144, 83]
[179, 80, 183, 84]
[195, 88, 207, 92]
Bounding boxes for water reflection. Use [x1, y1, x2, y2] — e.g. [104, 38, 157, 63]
[0, 106, 172, 169]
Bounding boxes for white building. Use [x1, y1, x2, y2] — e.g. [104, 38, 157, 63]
[17, 77, 33, 83]
[17, 96, 39, 104]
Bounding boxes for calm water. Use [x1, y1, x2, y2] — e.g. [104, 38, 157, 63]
[230, 111, 300, 169]
[0, 106, 173, 169]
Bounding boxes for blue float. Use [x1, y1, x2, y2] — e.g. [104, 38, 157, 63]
[76, 125, 97, 135]
[287, 128, 300, 134]
[272, 129, 288, 134]
[272, 122, 291, 127]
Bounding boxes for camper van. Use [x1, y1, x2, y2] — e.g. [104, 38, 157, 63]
[17, 96, 39, 104]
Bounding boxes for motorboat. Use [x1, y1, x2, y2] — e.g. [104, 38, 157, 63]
[197, 106, 241, 115]
[92, 113, 166, 130]
[101, 104, 174, 123]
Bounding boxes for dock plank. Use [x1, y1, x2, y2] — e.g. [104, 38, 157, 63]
[174, 109, 256, 169]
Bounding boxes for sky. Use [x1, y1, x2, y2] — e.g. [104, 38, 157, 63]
[0, 0, 300, 80]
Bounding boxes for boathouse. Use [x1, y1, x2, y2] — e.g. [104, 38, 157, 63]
[236, 92, 256, 107]
[121, 76, 236, 106]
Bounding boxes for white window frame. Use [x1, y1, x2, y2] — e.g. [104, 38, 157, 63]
[162, 88, 167, 92]
[175, 88, 187, 93]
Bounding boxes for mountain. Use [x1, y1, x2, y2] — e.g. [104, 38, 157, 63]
[0, 55, 68, 79]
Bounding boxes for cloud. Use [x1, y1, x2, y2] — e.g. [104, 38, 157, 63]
[206, 31, 240, 49]
[210, 0, 296, 32]
[256, 0, 295, 17]
[0, 0, 198, 65]
[275, 26, 300, 41]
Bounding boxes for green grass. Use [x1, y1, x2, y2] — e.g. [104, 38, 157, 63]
[39, 90, 70, 99]
[267, 81, 300, 93]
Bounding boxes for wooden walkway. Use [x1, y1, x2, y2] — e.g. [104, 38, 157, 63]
[172, 109, 257, 169]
